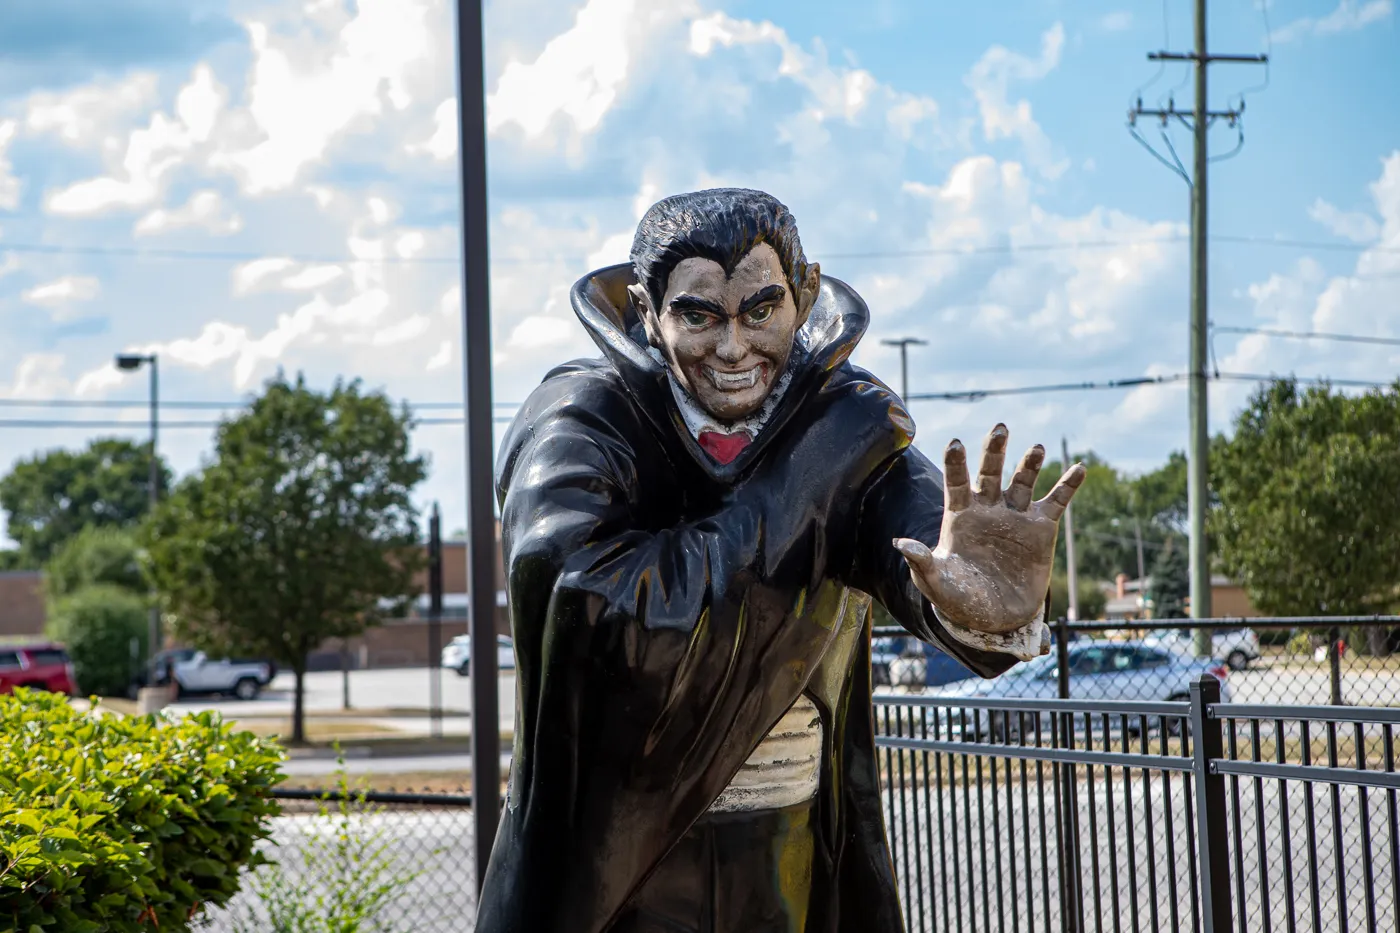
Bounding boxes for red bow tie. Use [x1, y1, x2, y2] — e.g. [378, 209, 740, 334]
[698, 430, 753, 465]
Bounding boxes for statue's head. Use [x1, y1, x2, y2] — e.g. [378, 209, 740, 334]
[628, 188, 821, 422]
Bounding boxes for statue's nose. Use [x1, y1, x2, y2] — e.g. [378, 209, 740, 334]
[716, 321, 747, 364]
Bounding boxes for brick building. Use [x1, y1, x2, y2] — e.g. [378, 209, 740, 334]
[308, 534, 509, 670]
[0, 571, 45, 639]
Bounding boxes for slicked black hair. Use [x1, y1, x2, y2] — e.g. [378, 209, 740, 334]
[629, 188, 811, 313]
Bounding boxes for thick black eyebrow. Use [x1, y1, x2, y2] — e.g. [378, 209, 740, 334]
[739, 284, 786, 316]
[667, 294, 725, 316]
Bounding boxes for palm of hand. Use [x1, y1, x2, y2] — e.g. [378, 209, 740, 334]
[895, 425, 1085, 635]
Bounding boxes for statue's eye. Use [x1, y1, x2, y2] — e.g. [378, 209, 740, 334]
[680, 310, 711, 328]
[744, 305, 775, 325]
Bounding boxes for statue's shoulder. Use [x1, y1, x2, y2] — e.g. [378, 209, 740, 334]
[503, 358, 649, 449]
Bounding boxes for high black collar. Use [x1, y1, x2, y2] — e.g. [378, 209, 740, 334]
[569, 263, 871, 483]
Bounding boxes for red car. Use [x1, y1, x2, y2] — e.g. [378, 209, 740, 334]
[0, 643, 76, 695]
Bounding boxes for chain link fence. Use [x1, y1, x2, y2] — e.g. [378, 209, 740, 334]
[195, 788, 475, 932]
[875, 683, 1400, 933]
[875, 616, 1400, 708]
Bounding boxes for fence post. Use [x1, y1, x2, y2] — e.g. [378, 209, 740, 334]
[1190, 674, 1232, 933]
[1328, 625, 1342, 706]
[1056, 616, 1071, 700]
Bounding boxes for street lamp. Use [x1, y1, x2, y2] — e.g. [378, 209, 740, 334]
[114, 353, 160, 660]
[880, 337, 927, 401]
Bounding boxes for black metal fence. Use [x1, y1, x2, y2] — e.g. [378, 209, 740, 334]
[196, 787, 475, 932]
[874, 677, 1400, 933]
[874, 616, 1400, 708]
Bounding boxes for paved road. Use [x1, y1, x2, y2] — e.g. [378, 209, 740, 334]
[168, 667, 519, 733]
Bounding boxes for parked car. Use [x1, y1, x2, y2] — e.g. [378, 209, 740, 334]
[442, 634, 516, 676]
[1142, 626, 1260, 671]
[0, 643, 76, 695]
[938, 641, 1230, 702]
[137, 648, 271, 700]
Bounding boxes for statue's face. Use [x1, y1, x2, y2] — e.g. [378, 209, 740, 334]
[633, 243, 819, 422]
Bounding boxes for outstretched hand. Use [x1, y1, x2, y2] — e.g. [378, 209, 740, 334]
[894, 424, 1085, 636]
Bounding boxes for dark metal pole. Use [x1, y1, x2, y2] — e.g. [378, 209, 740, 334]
[428, 504, 444, 739]
[1056, 616, 1071, 700]
[1190, 674, 1232, 933]
[454, 0, 500, 890]
[148, 356, 161, 657]
[1187, 0, 1214, 655]
[1329, 625, 1343, 706]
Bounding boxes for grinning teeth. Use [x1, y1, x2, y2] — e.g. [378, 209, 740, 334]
[707, 366, 760, 390]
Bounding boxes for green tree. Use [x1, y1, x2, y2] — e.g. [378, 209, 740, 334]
[44, 525, 146, 606]
[142, 375, 427, 744]
[1147, 536, 1190, 619]
[0, 438, 170, 566]
[47, 585, 149, 696]
[1049, 572, 1108, 621]
[1212, 378, 1400, 619]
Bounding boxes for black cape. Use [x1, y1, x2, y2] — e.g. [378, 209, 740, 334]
[475, 265, 1018, 933]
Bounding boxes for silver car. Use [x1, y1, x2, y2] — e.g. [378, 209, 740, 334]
[937, 640, 1232, 704]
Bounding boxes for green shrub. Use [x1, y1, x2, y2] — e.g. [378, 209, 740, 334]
[0, 689, 284, 932]
[48, 585, 149, 697]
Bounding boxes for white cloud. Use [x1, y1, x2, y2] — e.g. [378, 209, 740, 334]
[232, 257, 296, 295]
[2, 354, 71, 399]
[488, 0, 679, 142]
[1100, 11, 1134, 31]
[426, 340, 453, 370]
[1272, 0, 1392, 42]
[1308, 197, 1381, 243]
[964, 23, 1068, 178]
[412, 99, 459, 160]
[24, 73, 161, 144]
[22, 275, 102, 313]
[1205, 153, 1400, 427]
[282, 265, 345, 290]
[0, 121, 20, 210]
[134, 189, 243, 236]
[44, 67, 227, 216]
[213, 0, 438, 193]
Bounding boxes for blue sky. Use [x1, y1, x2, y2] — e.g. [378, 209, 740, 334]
[0, 0, 1395, 537]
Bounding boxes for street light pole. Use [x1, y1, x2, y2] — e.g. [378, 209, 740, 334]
[880, 337, 927, 401]
[116, 352, 160, 660]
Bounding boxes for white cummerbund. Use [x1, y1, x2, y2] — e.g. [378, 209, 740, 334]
[707, 694, 823, 814]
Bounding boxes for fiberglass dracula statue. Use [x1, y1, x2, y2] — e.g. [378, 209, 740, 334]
[476, 189, 1085, 933]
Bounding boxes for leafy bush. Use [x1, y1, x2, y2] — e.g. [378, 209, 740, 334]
[228, 765, 431, 933]
[45, 525, 147, 606]
[48, 584, 149, 697]
[0, 689, 284, 932]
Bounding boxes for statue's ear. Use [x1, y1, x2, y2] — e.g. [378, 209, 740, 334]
[795, 262, 821, 329]
[629, 283, 663, 349]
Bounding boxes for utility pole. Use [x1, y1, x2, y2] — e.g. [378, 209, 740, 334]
[1127, 0, 1265, 655]
[115, 353, 160, 660]
[454, 0, 500, 889]
[881, 337, 927, 401]
[1061, 437, 1080, 623]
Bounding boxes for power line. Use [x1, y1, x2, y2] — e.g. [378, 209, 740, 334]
[0, 371, 1387, 430]
[1, 234, 1396, 266]
[1212, 325, 1400, 348]
[0, 415, 515, 429]
[0, 397, 516, 410]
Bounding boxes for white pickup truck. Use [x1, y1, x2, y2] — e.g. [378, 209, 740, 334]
[155, 649, 272, 700]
